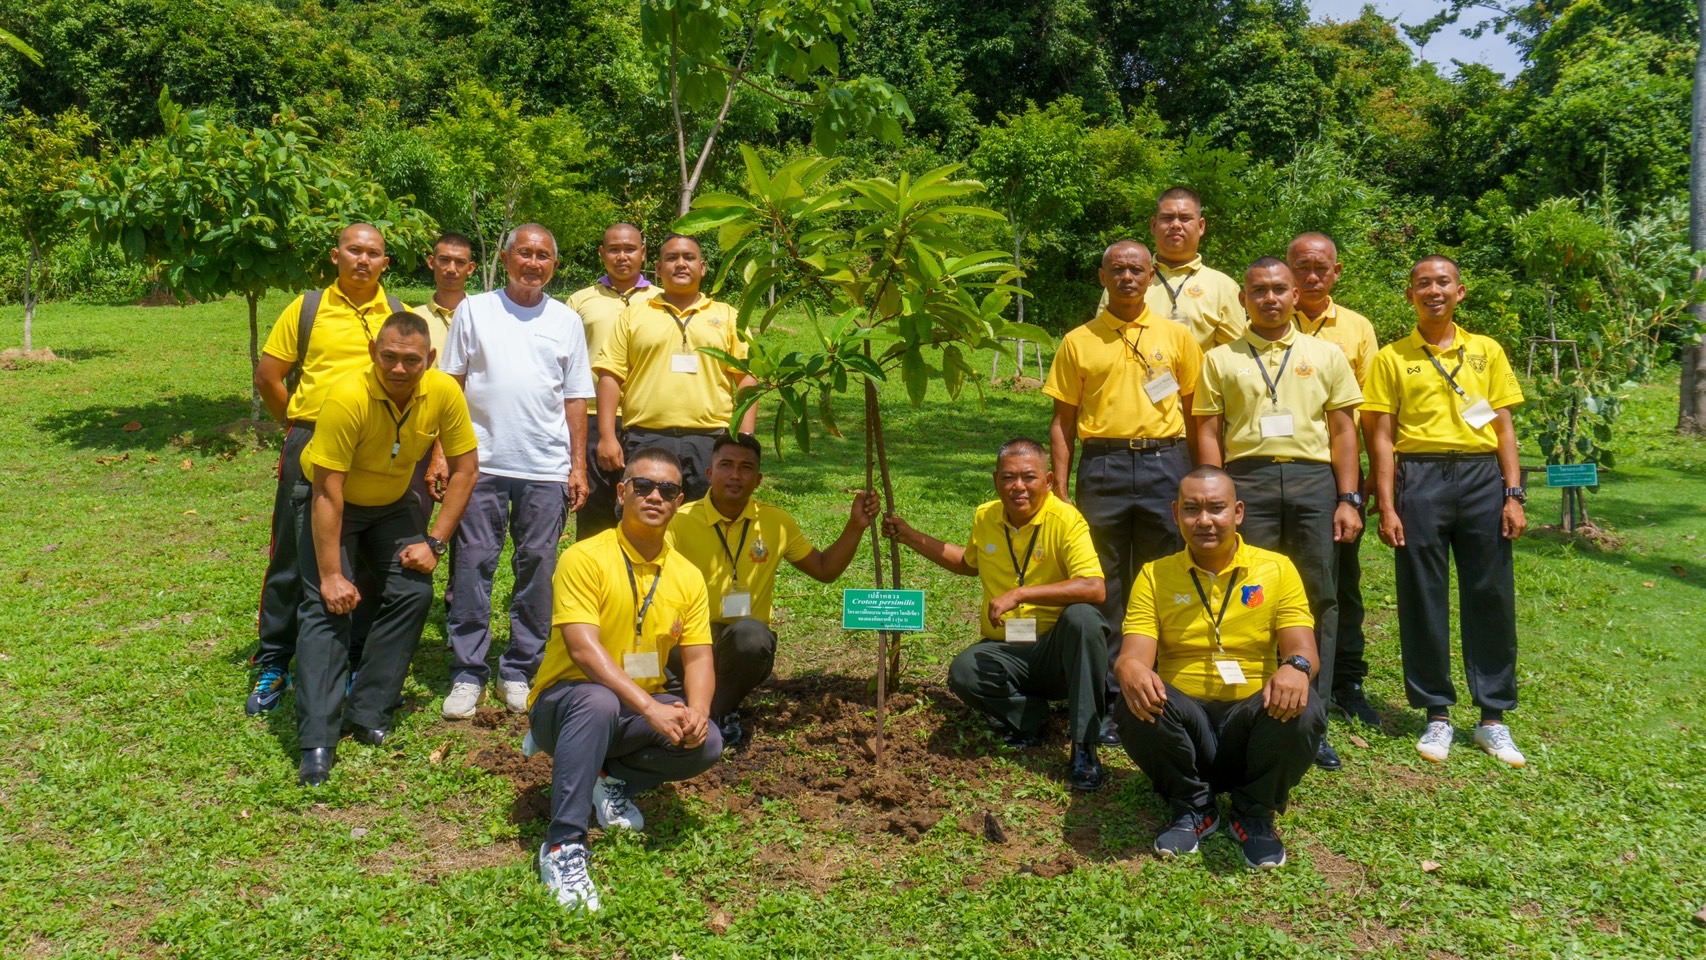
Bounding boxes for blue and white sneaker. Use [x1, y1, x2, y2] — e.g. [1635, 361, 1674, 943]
[245, 666, 291, 715]
[539, 841, 600, 912]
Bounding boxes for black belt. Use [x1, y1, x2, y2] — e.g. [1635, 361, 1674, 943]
[1082, 436, 1183, 452]
[625, 426, 725, 438]
[1396, 451, 1497, 462]
[1228, 455, 1330, 466]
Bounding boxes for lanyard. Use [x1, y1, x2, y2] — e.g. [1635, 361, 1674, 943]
[1119, 326, 1155, 377]
[1247, 342, 1295, 409]
[1296, 309, 1328, 337]
[713, 518, 752, 585]
[1156, 269, 1196, 310]
[623, 553, 663, 641]
[1422, 344, 1468, 399]
[666, 306, 695, 348]
[1003, 524, 1042, 587]
[384, 401, 414, 458]
[1189, 568, 1241, 654]
[353, 303, 380, 343]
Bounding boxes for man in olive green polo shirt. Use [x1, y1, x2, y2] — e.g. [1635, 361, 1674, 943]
[294, 312, 480, 786]
[1098, 189, 1246, 349]
[248, 224, 407, 716]
[1194, 256, 1362, 771]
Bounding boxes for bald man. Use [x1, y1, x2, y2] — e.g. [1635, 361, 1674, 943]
[1046, 240, 1203, 746]
[1095, 188, 1247, 350]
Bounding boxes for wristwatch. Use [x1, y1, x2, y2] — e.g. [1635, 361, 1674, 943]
[1280, 655, 1312, 676]
[1336, 491, 1364, 509]
[1504, 486, 1527, 504]
[425, 535, 448, 557]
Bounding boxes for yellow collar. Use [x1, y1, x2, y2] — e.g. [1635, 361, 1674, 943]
[1185, 535, 1253, 577]
[1242, 325, 1298, 350]
[615, 527, 671, 567]
[363, 365, 427, 413]
[1096, 306, 1154, 334]
[703, 496, 761, 526]
[1153, 255, 1204, 276]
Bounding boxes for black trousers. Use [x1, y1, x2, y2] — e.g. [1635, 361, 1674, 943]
[1333, 526, 1368, 691]
[577, 415, 623, 541]
[1226, 459, 1339, 696]
[1393, 455, 1518, 712]
[293, 488, 433, 749]
[622, 428, 721, 503]
[1075, 441, 1189, 685]
[666, 619, 779, 718]
[946, 603, 1109, 745]
[1115, 684, 1326, 819]
[255, 423, 316, 671]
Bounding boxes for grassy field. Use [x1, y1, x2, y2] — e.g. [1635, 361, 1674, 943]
[2, 293, 1705, 959]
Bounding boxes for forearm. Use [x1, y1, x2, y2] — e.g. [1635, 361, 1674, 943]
[893, 524, 975, 576]
[596, 375, 621, 441]
[1008, 577, 1104, 609]
[1275, 625, 1319, 674]
[1048, 406, 1077, 497]
[1195, 415, 1224, 468]
[310, 487, 345, 581]
[1494, 410, 1521, 486]
[679, 646, 715, 714]
[254, 356, 291, 422]
[809, 522, 868, 583]
[1114, 632, 1158, 670]
[1364, 413, 1396, 508]
[565, 398, 588, 473]
[564, 627, 666, 715]
[429, 453, 479, 540]
[736, 375, 759, 434]
[1328, 410, 1359, 493]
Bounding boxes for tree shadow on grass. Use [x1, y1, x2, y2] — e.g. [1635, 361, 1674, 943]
[38, 392, 260, 453]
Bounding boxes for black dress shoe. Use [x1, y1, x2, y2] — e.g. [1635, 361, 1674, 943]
[1067, 742, 1105, 792]
[346, 725, 388, 747]
[1332, 683, 1382, 728]
[299, 747, 335, 786]
[1314, 739, 1342, 771]
[1097, 716, 1122, 747]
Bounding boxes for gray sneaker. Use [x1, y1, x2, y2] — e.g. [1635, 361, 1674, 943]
[593, 774, 643, 831]
[1472, 723, 1526, 767]
[538, 841, 599, 912]
[442, 681, 481, 720]
[1416, 719, 1453, 763]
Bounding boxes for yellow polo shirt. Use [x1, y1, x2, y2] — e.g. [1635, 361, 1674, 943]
[1123, 538, 1313, 702]
[1195, 326, 1363, 463]
[1148, 257, 1246, 349]
[262, 284, 407, 423]
[667, 496, 815, 625]
[1362, 325, 1524, 454]
[1293, 298, 1378, 386]
[1043, 308, 1202, 440]
[565, 280, 660, 414]
[593, 294, 749, 431]
[300, 367, 479, 507]
[963, 493, 1103, 640]
[537, 528, 713, 703]
[411, 298, 457, 367]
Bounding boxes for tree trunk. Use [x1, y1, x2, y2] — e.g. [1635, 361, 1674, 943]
[1012, 225, 1025, 326]
[1683, 0, 1706, 434]
[864, 385, 886, 766]
[248, 293, 263, 424]
[22, 235, 36, 352]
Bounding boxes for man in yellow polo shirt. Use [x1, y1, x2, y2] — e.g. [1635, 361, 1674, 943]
[1099, 189, 1246, 349]
[409, 232, 478, 519]
[527, 447, 720, 913]
[1194, 256, 1363, 772]
[666, 434, 878, 745]
[883, 438, 1110, 792]
[593, 233, 758, 503]
[247, 223, 407, 716]
[293, 312, 480, 787]
[1363, 255, 1528, 768]
[1287, 232, 1383, 728]
[567, 223, 660, 538]
[1046, 239, 1202, 747]
[1114, 466, 1324, 869]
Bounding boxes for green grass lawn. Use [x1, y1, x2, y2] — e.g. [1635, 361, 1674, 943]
[3, 294, 1705, 959]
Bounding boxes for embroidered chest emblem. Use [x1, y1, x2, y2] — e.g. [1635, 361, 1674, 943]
[1294, 360, 1314, 378]
[1187, 284, 1205, 298]
[1174, 593, 1193, 606]
[749, 536, 769, 564]
[1467, 354, 1488, 373]
[1240, 585, 1265, 608]
[669, 614, 685, 639]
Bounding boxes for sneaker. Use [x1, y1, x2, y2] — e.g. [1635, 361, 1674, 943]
[718, 712, 744, 746]
[500, 680, 530, 714]
[593, 774, 643, 831]
[1472, 723, 1527, 767]
[1332, 683, 1382, 728]
[442, 681, 481, 720]
[1154, 808, 1219, 857]
[1416, 719, 1454, 763]
[1231, 817, 1287, 869]
[245, 667, 291, 715]
[538, 841, 600, 912]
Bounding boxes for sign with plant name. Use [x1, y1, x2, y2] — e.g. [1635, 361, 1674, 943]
[842, 590, 926, 632]
[1545, 463, 1599, 488]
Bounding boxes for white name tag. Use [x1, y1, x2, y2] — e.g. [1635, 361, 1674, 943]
[720, 591, 753, 619]
[1143, 370, 1180, 404]
[1004, 618, 1038, 643]
[623, 651, 660, 681]
[1259, 410, 1295, 438]
[1459, 396, 1496, 429]
[671, 353, 699, 374]
[1215, 660, 1248, 685]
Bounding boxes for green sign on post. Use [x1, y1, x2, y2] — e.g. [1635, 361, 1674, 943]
[1546, 463, 1599, 488]
[842, 589, 926, 632]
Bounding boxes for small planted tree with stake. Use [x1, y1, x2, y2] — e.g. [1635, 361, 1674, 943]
[676, 147, 1045, 760]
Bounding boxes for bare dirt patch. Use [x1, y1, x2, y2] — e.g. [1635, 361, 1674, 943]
[0, 348, 67, 369]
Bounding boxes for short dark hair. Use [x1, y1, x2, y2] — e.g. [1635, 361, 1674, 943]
[1157, 186, 1203, 215]
[1245, 255, 1292, 278]
[378, 311, 430, 343]
[433, 232, 473, 254]
[996, 436, 1047, 465]
[712, 432, 762, 463]
[622, 446, 683, 482]
[659, 232, 702, 253]
[1410, 254, 1461, 282]
[603, 222, 644, 245]
[1178, 464, 1236, 500]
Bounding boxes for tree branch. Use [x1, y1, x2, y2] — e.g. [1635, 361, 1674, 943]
[682, 38, 753, 216]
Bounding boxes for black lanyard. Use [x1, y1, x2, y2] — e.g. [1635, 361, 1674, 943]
[665, 305, 695, 348]
[623, 553, 663, 640]
[353, 302, 380, 343]
[1003, 524, 1042, 587]
[1422, 344, 1469, 399]
[1247, 342, 1295, 409]
[1296, 309, 1328, 337]
[384, 401, 414, 458]
[1156, 268, 1197, 314]
[713, 518, 752, 585]
[1119, 326, 1155, 377]
[1189, 568, 1241, 653]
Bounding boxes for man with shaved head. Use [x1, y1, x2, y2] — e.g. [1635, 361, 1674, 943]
[246, 223, 408, 715]
[567, 224, 660, 538]
[1098, 189, 1247, 349]
[439, 223, 597, 718]
[1046, 239, 1203, 746]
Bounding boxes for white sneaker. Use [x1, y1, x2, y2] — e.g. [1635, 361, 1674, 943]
[1416, 720, 1454, 762]
[442, 681, 481, 720]
[538, 841, 600, 912]
[1472, 723, 1527, 767]
[593, 774, 644, 831]
[501, 679, 531, 714]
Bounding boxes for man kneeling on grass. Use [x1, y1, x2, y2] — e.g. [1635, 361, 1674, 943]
[527, 447, 721, 912]
[883, 437, 1110, 792]
[1113, 466, 1325, 869]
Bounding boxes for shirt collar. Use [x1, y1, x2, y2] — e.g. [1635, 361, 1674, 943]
[647, 294, 711, 319]
[615, 526, 671, 567]
[599, 274, 652, 292]
[1185, 535, 1252, 577]
[1152, 255, 1204, 277]
[1242, 324, 1298, 350]
[1002, 492, 1053, 532]
[426, 298, 456, 321]
[1096, 306, 1154, 334]
[329, 281, 391, 314]
[703, 496, 760, 526]
[1406, 324, 1468, 352]
[1293, 298, 1337, 333]
[363, 364, 427, 411]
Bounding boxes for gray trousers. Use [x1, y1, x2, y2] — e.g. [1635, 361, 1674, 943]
[530, 681, 724, 846]
[622, 428, 720, 503]
[446, 474, 567, 687]
[1226, 459, 1339, 697]
[577, 415, 622, 541]
[293, 487, 433, 749]
[946, 603, 1109, 744]
[666, 619, 778, 717]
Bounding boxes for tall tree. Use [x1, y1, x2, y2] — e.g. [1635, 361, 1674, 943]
[0, 108, 94, 352]
[1685, 0, 1706, 434]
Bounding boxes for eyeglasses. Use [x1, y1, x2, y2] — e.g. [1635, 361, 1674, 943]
[626, 477, 682, 500]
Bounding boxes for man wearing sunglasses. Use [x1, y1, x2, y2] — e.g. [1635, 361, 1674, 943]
[528, 447, 721, 913]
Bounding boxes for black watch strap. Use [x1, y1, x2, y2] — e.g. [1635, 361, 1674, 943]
[1504, 486, 1527, 504]
[425, 535, 448, 556]
[1337, 492, 1364, 508]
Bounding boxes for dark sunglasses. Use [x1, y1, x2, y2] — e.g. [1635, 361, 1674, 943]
[626, 477, 683, 500]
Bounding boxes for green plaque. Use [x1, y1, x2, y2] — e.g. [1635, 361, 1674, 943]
[842, 589, 926, 632]
[1545, 463, 1599, 488]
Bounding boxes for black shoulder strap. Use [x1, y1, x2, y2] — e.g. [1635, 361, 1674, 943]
[286, 289, 323, 395]
[386, 294, 404, 315]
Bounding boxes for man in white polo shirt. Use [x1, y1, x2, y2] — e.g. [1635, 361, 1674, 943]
[439, 223, 596, 717]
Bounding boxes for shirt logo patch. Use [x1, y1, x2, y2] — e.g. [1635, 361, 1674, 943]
[669, 614, 685, 640]
[1294, 360, 1314, 378]
[984, 543, 997, 554]
[1467, 354, 1488, 373]
[1174, 593, 1193, 606]
[1240, 585, 1265, 608]
[749, 537, 769, 564]
[1153, 349, 1166, 362]
[1187, 284, 1205, 297]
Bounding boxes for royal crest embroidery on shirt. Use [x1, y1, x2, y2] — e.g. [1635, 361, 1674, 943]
[669, 614, 685, 640]
[1240, 584, 1264, 608]
[1467, 354, 1488, 373]
[1187, 284, 1205, 297]
[1294, 360, 1314, 378]
[749, 537, 768, 563]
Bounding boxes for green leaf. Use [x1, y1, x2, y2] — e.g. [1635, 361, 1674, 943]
[901, 347, 928, 407]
